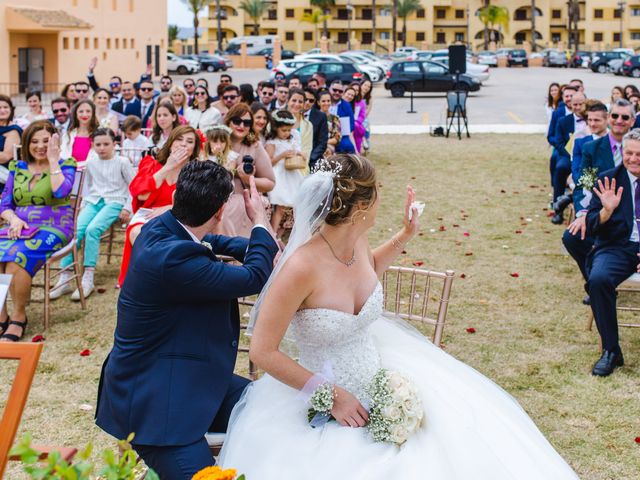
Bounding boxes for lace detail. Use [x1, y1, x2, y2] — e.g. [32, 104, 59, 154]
[290, 283, 383, 404]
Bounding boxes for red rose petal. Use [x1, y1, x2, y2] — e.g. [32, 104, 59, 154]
[515, 230, 523, 234]
[510, 273, 520, 278]
[453, 224, 460, 227]
[97, 287, 106, 294]
[466, 327, 476, 333]
[412, 261, 424, 267]
[80, 349, 91, 357]
[460, 273, 466, 279]
[465, 252, 473, 256]
[635, 436, 640, 444]
[546, 211, 555, 217]
[31, 334, 45, 343]
[463, 232, 470, 237]
[439, 225, 446, 231]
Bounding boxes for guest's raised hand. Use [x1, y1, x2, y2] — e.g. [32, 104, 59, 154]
[331, 386, 369, 428]
[88, 56, 98, 73]
[243, 175, 268, 226]
[165, 146, 189, 171]
[47, 133, 61, 166]
[402, 185, 420, 238]
[593, 177, 623, 213]
[567, 216, 587, 240]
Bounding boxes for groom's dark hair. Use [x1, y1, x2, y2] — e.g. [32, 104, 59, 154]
[172, 161, 233, 227]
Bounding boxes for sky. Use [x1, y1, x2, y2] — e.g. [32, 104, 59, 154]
[168, 0, 208, 27]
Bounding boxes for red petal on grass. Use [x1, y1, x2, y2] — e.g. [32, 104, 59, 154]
[542, 207, 549, 211]
[463, 232, 470, 237]
[515, 230, 523, 234]
[466, 327, 476, 333]
[460, 273, 467, 279]
[80, 349, 91, 357]
[546, 211, 555, 217]
[465, 252, 473, 256]
[31, 335, 45, 343]
[453, 224, 460, 227]
[97, 287, 106, 294]
[635, 437, 640, 444]
[510, 273, 520, 278]
[439, 225, 446, 231]
[412, 261, 424, 267]
[513, 191, 520, 194]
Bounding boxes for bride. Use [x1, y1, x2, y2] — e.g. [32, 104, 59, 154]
[220, 154, 579, 479]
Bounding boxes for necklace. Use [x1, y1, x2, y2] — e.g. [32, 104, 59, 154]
[319, 232, 356, 267]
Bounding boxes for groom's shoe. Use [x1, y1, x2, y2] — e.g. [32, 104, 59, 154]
[591, 350, 624, 377]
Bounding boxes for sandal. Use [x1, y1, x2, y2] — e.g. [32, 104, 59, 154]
[0, 317, 27, 342]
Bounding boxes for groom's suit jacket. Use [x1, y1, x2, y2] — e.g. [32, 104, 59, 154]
[96, 211, 278, 446]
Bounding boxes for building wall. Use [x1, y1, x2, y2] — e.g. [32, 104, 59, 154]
[201, 0, 640, 52]
[0, 0, 167, 89]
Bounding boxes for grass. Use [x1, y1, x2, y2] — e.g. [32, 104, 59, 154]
[2, 134, 640, 479]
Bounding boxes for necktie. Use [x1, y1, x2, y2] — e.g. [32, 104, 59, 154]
[614, 144, 623, 166]
[635, 179, 640, 243]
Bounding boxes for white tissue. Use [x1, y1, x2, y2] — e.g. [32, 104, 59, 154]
[409, 201, 425, 221]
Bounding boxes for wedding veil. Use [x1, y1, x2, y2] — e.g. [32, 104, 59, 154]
[246, 169, 336, 337]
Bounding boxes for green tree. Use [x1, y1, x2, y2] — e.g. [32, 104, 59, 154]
[180, 0, 208, 54]
[239, 0, 269, 35]
[478, 5, 509, 49]
[396, 0, 421, 47]
[530, 0, 537, 51]
[310, 0, 336, 40]
[168, 24, 179, 45]
[301, 9, 332, 47]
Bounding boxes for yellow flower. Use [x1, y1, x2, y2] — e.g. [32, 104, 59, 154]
[192, 465, 238, 480]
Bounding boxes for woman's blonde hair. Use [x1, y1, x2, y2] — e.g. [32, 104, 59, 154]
[169, 85, 188, 110]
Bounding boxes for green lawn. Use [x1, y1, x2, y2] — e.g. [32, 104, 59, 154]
[2, 134, 640, 479]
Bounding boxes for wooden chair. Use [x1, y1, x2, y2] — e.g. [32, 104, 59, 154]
[587, 273, 640, 332]
[31, 171, 87, 330]
[99, 222, 126, 265]
[0, 343, 77, 477]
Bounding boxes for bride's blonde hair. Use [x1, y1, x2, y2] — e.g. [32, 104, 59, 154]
[323, 154, 377, 226]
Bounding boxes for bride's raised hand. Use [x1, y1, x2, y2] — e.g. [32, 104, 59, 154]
[402, 185, 420, 239]
[331, 386, 369, 428]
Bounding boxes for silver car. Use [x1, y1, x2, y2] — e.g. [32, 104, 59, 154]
[477, 51, 498, 67]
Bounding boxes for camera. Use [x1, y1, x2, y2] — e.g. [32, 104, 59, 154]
[242, 155, 255, 175]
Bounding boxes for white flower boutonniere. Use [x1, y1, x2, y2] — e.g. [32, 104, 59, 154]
[201, 241, 213, 252]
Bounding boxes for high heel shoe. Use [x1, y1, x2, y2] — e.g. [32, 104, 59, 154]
[0, 316, 27, 342]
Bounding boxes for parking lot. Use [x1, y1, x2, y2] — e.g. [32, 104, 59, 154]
[176, 65, 638, 127]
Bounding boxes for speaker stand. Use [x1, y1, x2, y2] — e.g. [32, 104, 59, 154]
[446, 74, 470, 140]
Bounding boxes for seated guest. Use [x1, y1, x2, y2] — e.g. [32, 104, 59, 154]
[547, 86, 575, 202]
[16, 90, 49, 129]
[118, 125, 200, 286]
[185, 86, 221, 133]
[121, 116, 152, 167]
[258, 81, 275, 110]
[0, 121, 77, 341]
[125, 79, 156, 127]
[584, 128, 640, 376]
[312, 72, 327, 90]
[51, 128, 134, 301]
[150, 102, 180, 149]
[570, 102, 608, 189]
[61, 83, 78, 104]
[306, 77, 319, 92]
[61, 99, 99, 170]
[74, 81, 91, 101]
[212, 85, 241, 117]
[112, 82, 138, 115]
[93, 88, 119, 133]
[288, 75, 302, 90]
[328, 80, 356, 154]
[49, 97, 71, 137]
[302, 88, 328, 169]
[183, 78, 196, 106]
[96, 161, 278, 479]
[0, 95, 22, 166]
[287, 88, 313, 165]
[160, 75, 173, 93]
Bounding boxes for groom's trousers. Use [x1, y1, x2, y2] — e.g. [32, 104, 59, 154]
[133, 374, 250, 480]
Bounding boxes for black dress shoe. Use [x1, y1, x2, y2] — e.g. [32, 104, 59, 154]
[582, 295, 591, 305]
[554, 194, 572, 214]
[551, 214, 564, 225]
[592, 350, 624, 377]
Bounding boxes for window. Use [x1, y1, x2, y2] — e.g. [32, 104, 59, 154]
[455, 9, 464, 19]
[416, 9, 425, 18]
[304, 9, 311, 15]
[594, 32, 603, 42]
[268, 9, 277, 20]
[614, 32, 621, 42]
[515, 32, 526, 44]
[93, 0, 99, 7]
[112, 0, 117, 10]
[123, 38, 128, 48]
[402, 62, 421, 73]
[106, 38, 111, 48]
[380, 31, 390, 40]
[515, 9, 527, 21]
[362, 32, 372, 44]
[63, 37, 69, 50]
[594, 9, 603, 18]
[633, 8, 640, 16]
[84, 37, 89, 49]
[436, 9, 445, 19]
[285, 9, 294, 18]
[632, 32, 640, 39]
[337, 9, 349, 19]
[129, 0, 134, 12]
[552, 9, 561, 19]
[304, 31, 312, 41]
[285, 32, 294, 41]
[398, 32, 404, 42]
[615, 8, 622, 18]
[455, 32, 465, 43]
[131, 38, 135, 48]
[94, 38, 99, 49]
[115, 38, 120, 48]
[425, 63, 446, 75]
[416, 32, 425, 42]
[436, 32, 445, 43]
[551, 32, 561, 43]
[338, 31, 349, 44]
[297, 64, 320, 75]
[73, 37, 79, 49]
[362, 8, 372, 20]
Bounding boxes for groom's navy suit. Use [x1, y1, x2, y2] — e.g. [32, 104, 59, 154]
[96, 211, 278, 479]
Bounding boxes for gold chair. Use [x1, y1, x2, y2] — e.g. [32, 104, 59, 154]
[587, 273, 640, 332]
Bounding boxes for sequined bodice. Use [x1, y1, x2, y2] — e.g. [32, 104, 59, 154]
[290, 283, 383, 403]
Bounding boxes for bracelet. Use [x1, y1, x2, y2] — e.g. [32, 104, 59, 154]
[50, 169, 62, 175]
[391, 236, 405, 250]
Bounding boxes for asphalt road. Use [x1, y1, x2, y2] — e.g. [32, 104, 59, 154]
[176, 66, 638, 127]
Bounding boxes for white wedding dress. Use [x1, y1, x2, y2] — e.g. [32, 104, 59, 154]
[220, 282, 580, 479]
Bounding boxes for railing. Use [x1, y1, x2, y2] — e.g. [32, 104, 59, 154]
[0, 83, 68, 107]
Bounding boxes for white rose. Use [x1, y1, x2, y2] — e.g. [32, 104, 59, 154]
[390, 423, 409, 445]
[382, 404, 402, 422]
[394, 383, 411, 401]
[403, 416, 419, 434]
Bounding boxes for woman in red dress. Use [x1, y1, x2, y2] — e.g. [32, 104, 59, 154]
[118, 125, 201, 286]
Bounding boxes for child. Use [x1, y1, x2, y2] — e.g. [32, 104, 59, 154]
[265, 110, 306, 233]
[121, 115, 152, 167]
[50, 128, 135, 301]
[204, 124, 238, 169]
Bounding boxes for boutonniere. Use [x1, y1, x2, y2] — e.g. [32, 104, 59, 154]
[578, 167, 598, 191]
[201, 241, 213, 252]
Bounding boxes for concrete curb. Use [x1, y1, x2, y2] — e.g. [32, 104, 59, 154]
[371, 124, 548, 135]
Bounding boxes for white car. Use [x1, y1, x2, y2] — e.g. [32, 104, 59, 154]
[270, 59, 320, 79]
[295, 54, 382, 82]
[432, 58, 490, 83]
[477, 51, 498, 67]
[396, 46, 418, 55]
[167, 53, 199, 75]
[339, 53, 386, 78]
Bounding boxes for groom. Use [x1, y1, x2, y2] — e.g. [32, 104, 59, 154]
[95, 161, 279, 479]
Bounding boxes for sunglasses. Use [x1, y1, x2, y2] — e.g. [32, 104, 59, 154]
[611, 113, 632, 121]
[76, 89, 89, 94]
[184, 83, 195, 88]
[223, 95, 238, 101]
[230, 117, 252, 128]
[305, 97, 315, 103]
[140, 87, 154, 92]
[331, 88, 344, 94]
[109, 82, 121, 88]
[195, 91, 208, 96]
[52, 108, 68, 114]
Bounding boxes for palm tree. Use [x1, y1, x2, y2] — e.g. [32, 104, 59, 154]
[478, 5, 509, 49]
[168, 24, 179, 45]
[530, 0, 537, 52]
[396, 0, 421, 47]
[180, 0, 208, 54]
[310, 0, 336, 40]
[392, 0, 398, 52]
[301, 9, 332, 47]
[372, 0, 377, 52]
[239, 0, 269, 36]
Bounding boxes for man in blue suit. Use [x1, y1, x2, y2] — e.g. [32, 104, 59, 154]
[584, 128, 640, 376]
[96, 161, 279, 478]
[564, 100, 635, 288]
[124, 79, 156, 128]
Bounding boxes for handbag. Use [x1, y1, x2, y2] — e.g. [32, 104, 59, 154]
[0, 226, 40, 239]
[284, 154, 306, 171]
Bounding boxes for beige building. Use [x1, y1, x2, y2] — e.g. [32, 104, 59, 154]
[198, 0, 640, 53]
[0, 0, 167, 97]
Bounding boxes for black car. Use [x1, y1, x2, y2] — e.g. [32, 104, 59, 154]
[622, 55, 640, 77]
[384, 60, 480, 97]
[591, 51, 627, 73]
[507, 49, 528, 67]
[287, 61, 369, 84]
[196, 54, 228, 72]
[255, 47, 296, 60]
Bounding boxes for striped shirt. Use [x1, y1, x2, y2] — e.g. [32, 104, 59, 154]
[83, 152, 136, 207]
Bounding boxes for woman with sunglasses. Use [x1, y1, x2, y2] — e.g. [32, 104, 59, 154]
[185, 86, 222, 134]
[286, 88, 313, 167]
[218, 103, 275, 237]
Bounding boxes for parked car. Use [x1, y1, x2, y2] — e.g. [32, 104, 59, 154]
[608, 57, 626, 76]
[496, 48, 512, 59]
[225, 35, 277, 55]
[167, 53, 199, 74]
[543, 50, 568, 67]
[286, 61, 370, 84]
[385, 60, 480, 97]
[431, 58, 490, 83]
[622, 55, 640, 77]
[181, 54, 229, 72]
[507, 49, 528, 67]
[396, 46, 418, 55]
[477, 50, 498, 67]
[270, 59, 320, 79]
[296, 54, 382, 81]
[591, 51, 628, 73]
[570, 51, 592, 68]
[255, 47, 297, 60]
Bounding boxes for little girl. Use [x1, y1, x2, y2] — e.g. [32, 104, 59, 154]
[204, 124, 238, 169]
[265, 110, 306, 233]
[50, 128, 135, 301]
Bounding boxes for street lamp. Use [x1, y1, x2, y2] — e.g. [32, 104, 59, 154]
[618, 1, 627, 48]
[347, 1, 353, 50]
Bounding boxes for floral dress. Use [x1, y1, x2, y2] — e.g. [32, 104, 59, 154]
[0, 158, 77, 276]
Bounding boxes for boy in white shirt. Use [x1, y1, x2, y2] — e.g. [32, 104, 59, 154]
[121, 115, 152, 167]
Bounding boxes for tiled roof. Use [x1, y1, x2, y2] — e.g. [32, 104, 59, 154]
[10, 7, 92, 29]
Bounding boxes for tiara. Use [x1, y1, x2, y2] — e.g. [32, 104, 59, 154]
[208, 124, 233, 135]
[313, 157, 343, 177]
[272, 111, 296, 125]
